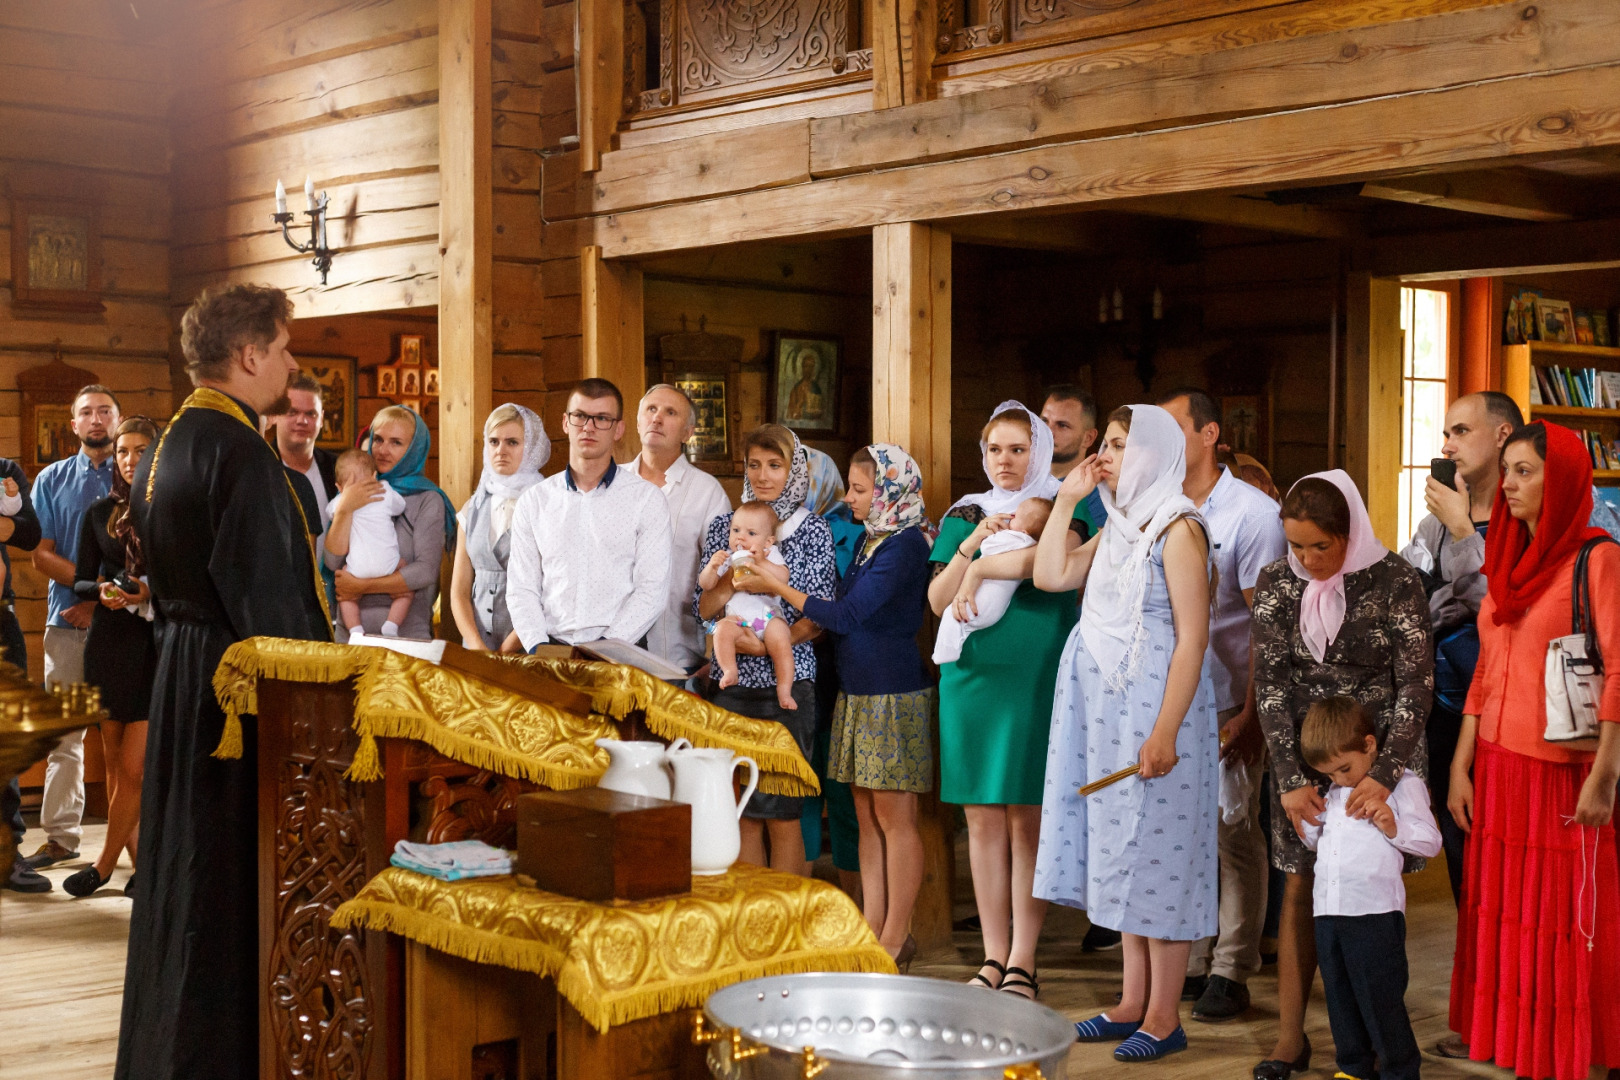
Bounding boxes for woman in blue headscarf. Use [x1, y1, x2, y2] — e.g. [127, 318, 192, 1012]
[325, 406, 455, 640]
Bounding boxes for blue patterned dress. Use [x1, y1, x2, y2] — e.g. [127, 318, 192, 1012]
[1033, 533, 1219, 941]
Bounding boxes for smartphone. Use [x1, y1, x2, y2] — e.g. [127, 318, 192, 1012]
[1430, 457, 1457, 490]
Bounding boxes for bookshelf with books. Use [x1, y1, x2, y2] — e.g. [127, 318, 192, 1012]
[1504, 340, 1620, 484]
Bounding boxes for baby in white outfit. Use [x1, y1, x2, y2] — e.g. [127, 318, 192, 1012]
[335, 449, 410, 638]
[932, 496, 1054, 664]
[0, 476, 21, 595]
[698, 501, 796, 710]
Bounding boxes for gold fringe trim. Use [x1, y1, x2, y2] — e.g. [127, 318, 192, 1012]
[330, 898, 895, 1033]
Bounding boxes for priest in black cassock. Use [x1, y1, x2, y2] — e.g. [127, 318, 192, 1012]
[116, 284, 331, 1080]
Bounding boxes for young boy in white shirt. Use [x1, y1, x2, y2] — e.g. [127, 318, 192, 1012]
[1298, 696, 1442, 1080]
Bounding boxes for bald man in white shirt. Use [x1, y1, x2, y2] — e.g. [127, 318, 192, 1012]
[505, 379, 671, 651]
[634, 384, 731, 671]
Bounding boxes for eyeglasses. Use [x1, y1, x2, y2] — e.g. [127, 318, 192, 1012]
[564, 411, 619, 430]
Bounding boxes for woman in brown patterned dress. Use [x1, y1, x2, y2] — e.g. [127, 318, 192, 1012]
[1249, 471, 1433, 1080]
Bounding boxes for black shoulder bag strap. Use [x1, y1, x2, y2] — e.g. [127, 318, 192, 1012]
[1572, 535, 1618, 674]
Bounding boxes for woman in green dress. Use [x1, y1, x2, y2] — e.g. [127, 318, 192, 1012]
[928, 400, 1095, 999]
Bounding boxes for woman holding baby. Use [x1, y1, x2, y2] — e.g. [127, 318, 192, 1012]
[325, 405, 455, 640]
[739, 443, 935, 968]
[927, 400, 1092, 1001]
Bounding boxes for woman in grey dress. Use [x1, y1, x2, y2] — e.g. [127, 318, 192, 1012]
[1031, 405, 1216, 1061]
[325, 406, 454, 640]
[449, 403, 550, 650]
[1249, 470, 1432, 1080]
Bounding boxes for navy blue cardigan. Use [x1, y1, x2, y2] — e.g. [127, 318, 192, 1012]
[802, 526, 932, 697]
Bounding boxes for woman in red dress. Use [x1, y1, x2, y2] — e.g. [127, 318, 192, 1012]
[1449, 420, 1620, 1080]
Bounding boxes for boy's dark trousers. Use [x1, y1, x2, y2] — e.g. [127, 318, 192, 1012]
[1315, 912, 1421, 1080]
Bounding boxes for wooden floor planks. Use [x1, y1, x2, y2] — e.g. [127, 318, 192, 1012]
[0, 825, 1513, 1079]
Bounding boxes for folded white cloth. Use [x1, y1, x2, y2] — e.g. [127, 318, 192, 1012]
[931, 530, 1036, 664]
[390, 839, 513, 881]
[1218, 757, 1253, 826]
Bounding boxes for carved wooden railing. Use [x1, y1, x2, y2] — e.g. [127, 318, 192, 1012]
[623, 0, 873, 119]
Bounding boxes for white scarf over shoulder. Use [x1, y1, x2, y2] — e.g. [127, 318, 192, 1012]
[1080, 404, 1201, 691]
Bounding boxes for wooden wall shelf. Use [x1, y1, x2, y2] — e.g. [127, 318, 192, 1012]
[1518, 340, 1620, 362]
[1530, 405, 1620, 420]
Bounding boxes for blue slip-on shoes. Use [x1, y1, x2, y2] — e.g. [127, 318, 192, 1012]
[1113, 1026, 1188, 1062]
[1075, 1014, 1142, 1043]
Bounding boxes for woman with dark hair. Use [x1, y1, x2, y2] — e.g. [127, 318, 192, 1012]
[1449, 421, 1620, 1080]
[695, 424, 837, 873]
[63, 415, 161, 896]
[740, 444, 934, 966]
[1249, 470, 1432, 1080]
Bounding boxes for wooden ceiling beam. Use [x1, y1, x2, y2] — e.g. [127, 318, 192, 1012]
[595, 62, 1620, 258]
[1117, 193, 1364, 239]
[1358, 169, 1587, 222]
[1356, 215, 1620, 279]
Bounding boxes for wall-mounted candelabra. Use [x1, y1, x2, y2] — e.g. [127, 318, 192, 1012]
[272, 177, 337, 285]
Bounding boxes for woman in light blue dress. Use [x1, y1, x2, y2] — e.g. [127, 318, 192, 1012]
[1030, 403, 1218, 1063]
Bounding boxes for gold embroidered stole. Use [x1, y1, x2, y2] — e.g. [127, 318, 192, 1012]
[147, 388, 334, 682]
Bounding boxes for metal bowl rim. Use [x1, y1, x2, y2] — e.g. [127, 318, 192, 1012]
[704, 972, 1075, 1070]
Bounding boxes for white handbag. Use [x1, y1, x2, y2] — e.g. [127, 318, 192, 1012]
[1543, 537, 1613, 750]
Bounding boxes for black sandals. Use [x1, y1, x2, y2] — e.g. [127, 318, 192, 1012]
[967, 958, 1006, 989]
[999, 966, 1040, 1000]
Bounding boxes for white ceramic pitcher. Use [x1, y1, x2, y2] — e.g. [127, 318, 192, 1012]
[595, 738, 687, 800]
[668, 745, 759, 875]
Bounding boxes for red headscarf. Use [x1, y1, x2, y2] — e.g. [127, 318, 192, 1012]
[1483, 421, 1605, 624]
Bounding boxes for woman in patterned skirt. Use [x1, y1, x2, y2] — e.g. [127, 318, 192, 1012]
[1250, 470, 1432, 1080]
[740, 444, 934, 968]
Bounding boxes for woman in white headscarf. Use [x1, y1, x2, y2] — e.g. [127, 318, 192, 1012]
[1029, 403, 1217, 1061]
[449, 403, 550, 650]
[1247, 470, 1431, 1080]
[926, 401, 1094, 1001]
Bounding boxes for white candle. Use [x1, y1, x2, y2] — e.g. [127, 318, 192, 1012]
[304, 176, 316, 212]
[275, 179, 287, 216]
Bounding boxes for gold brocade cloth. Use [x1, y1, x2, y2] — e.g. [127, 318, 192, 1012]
[330, 864, 894, 1032]
[210, 638, 819, 795]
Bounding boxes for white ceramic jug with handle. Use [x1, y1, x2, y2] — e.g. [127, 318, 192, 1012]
[668, 745, 759, 875]
[595, 739, 676, 800]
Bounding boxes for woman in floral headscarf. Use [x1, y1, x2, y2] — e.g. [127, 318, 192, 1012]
[695, 424, 837, 874]
[739, 443, 935, 968]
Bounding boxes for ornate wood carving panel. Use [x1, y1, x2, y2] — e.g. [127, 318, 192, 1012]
[422, 771, 537, 849]
[677, 0, 857, 100]
[1015, 0, 1141, 30]
[263, 685, 377, 1080]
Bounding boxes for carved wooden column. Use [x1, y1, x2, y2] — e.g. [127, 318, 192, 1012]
[582, 245, 646, 458]
[438, 0, 493, 509]
[1343, 273, 1403, 548]
[872, 0, 939, 109]
[577, 0, 625, 172]
[872, 222, 951, 518]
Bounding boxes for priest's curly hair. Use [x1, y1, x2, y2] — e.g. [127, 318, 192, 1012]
[180, 284, 293, 384]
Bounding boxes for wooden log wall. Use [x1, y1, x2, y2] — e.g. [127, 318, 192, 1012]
[488, 0, 582, 455]
[168, 0, 441, 322]
[0, 0, 175, 681]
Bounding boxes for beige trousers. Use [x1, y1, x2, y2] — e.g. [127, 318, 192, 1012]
[1186, 706, 1269, 984]
[40, 625, 88, 850]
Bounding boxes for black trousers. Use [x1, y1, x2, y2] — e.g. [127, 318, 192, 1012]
[1424, 701, 1468, 905]
[1, 607, 30, 844]
[1315, 912, 1421, 1080]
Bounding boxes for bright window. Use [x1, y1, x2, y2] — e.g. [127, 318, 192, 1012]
[1398, 286, 1451, 549]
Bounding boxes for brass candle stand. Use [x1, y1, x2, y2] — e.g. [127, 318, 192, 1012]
[0, 664, 107, 896]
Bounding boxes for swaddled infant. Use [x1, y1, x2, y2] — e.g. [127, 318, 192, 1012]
[932, 496, 1053, 664]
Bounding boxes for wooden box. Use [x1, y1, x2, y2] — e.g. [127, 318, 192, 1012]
[516, 788, 692, 902]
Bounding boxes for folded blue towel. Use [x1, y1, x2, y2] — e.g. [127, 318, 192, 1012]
[389, 839, 512, 881]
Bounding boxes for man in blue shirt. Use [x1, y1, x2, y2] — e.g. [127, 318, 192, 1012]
[0, 457, 45, 891]
[18, 385, 119, 871]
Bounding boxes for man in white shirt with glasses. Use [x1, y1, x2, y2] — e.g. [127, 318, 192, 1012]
[505, 378, 671, 651]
